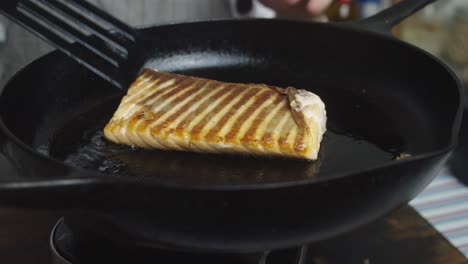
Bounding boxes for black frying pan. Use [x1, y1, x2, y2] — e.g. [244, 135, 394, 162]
[0, 0, 463, 253]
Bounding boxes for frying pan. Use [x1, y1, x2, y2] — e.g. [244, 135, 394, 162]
[0, 0, 463, 253]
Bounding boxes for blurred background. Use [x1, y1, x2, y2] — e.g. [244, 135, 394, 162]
[0, 0, 467, 178]
[0, 0, 467, 86]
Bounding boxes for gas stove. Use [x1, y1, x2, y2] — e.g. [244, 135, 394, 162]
[51, 218, 304, 264]
[47, 206, 466, 264]
[0, 154, 453, 263]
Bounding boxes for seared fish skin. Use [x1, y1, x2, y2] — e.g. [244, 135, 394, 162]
[104, 69, 327, 160]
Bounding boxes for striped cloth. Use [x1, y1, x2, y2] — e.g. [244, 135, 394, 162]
[411, 167, 468, 257]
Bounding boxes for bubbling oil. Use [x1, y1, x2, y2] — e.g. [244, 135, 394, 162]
[48, 128, 400, 185]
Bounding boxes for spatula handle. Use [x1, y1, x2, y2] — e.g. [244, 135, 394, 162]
[0, 0, 138, 89]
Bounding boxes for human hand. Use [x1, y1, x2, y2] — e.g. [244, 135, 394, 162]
[259, 0, 333, 17]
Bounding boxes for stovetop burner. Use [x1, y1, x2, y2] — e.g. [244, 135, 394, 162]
[50, 206, 467, 264]
[51, 218, 306, 264]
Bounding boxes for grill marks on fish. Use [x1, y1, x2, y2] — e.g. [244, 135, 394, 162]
[204, 88, 261, 142]
[104, 69, 322, 159]
[151, 80, 209, 133]
[241, 94, 284, 147]
[174, 83, 232, 136]
[189, 84, 248, 140]
[277, 111, 297, 153]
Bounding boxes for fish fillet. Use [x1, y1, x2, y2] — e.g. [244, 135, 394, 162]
[104, 69, 327, 160]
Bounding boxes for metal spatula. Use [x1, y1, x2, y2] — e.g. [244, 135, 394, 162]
[0, 0, 141, 90]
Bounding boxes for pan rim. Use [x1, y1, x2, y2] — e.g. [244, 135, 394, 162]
[0, 18, 463, 191]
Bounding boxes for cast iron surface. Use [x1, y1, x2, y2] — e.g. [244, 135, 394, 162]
[0, 0, 463, 253]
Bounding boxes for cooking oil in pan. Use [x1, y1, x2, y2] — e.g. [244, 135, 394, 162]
[46, 102, 403, 185]
[42, 84, 407, 185]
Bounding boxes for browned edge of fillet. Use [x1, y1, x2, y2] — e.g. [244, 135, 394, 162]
[285, 86, 314, 154]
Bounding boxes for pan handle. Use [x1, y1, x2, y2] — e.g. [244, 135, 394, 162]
[354, 0, 437, 34]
